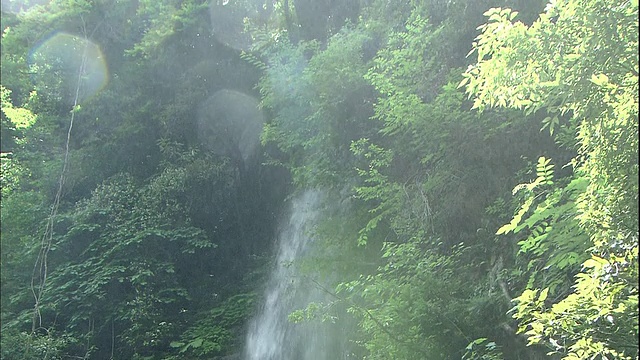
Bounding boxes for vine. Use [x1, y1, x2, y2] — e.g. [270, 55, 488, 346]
[28, 15, 102, 354]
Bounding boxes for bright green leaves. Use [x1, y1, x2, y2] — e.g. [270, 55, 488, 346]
[512, 253, 638, 359]
[500, 157, 591, 287]
[502, 160, 637, 358]
[468, 1, 639, 357]
[497, 157, 554, 235]
[537, 287, 549, 303]
[535, 156, 554, 186]
[463, 0, 639, 146]
[1, 86, 36, 129]
[589, 73, 610, 87]
[496, 197, 533, 235]
[463, 6, 534, 113]
[473, 7, 523, 63]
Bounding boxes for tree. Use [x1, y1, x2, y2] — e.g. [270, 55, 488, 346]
[253, 1, 561, 358]
[1, 1, 283, 358]
[462, 1, 639, 358]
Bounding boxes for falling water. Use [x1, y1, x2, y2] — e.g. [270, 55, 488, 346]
[244, 190, 350, 360]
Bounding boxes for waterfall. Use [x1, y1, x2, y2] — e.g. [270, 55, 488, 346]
[244, 190, 350, 360]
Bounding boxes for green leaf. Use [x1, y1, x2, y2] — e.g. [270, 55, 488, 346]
[583, 255, 609, 269]
[496, 223, 514, 235]
[190, 338, 204, 348]
[457, 76, 470, 89]
[1, 87, 37, 128]
[589, 73, 609, 86]
[538, 288, 549, 302]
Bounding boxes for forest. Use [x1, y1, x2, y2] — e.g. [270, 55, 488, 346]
[0, 0, 637, 359]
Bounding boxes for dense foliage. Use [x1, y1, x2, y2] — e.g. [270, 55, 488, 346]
[1, 0, 637, 359]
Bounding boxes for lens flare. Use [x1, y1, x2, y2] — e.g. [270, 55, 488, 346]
[197, 89, 265, 165]
[28, 32, 108, 105]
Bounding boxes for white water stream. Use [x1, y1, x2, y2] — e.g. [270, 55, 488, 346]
[244, 190, 350, 360]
